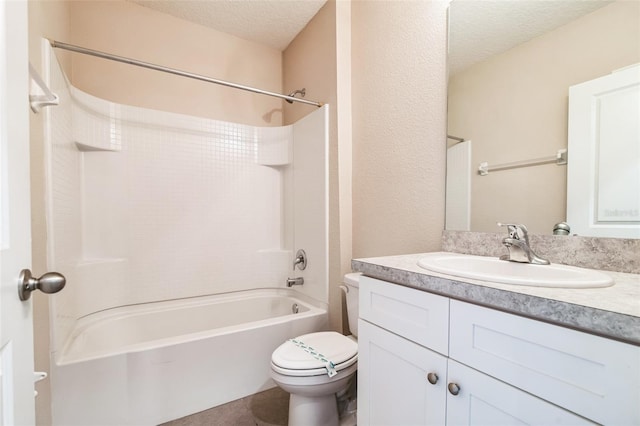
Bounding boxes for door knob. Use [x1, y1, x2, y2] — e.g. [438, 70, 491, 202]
[18, 269, 66, 301]
[448, 382, 461, 396]
[427, 372, 439, 385]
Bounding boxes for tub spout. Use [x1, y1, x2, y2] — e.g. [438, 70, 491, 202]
[287, 277, 304, 287]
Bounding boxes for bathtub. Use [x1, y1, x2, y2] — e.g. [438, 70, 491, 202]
[50, 288, 328, 425]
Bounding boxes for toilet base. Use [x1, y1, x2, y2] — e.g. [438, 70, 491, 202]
[339, 410, 357, 426]
[271, 361, 358, 426]
[289, 393, 339, 426]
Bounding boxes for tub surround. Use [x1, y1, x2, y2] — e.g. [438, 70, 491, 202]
[44, 42, 331, 426]
[44, 43, 329, 356]
[352, 253, 640, 344]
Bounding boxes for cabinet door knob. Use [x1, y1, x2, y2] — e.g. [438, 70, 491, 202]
[426, 372, 438, 385]
[448, 382, 461, 396]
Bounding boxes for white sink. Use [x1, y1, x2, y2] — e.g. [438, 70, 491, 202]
[417, 252, 614, 288]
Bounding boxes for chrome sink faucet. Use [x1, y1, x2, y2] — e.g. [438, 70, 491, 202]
[498, 223, 550, 265]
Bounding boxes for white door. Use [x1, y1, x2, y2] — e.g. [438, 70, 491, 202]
[357, 320, 447, 426]
[567, 64, 640, 238]
[0, 0, 35, 424]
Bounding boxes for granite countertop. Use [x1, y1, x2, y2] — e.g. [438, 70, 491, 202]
[352, 252, 640, 345]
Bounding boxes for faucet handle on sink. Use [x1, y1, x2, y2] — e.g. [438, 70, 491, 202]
[497, 222, 549, 265]
[497, 222, 530, 243]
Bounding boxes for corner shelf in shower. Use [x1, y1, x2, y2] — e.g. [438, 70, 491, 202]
[256, 128, 292, 166]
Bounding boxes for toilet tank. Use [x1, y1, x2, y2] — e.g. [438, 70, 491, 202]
[342, 273, 361, 337]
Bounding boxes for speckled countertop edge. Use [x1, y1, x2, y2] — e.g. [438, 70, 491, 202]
[352, 253, 640, 345]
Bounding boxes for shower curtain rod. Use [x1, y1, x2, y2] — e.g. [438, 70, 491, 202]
[49, 40, 323, 108]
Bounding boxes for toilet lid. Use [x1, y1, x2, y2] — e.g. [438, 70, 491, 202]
[272, 331, 357, 371]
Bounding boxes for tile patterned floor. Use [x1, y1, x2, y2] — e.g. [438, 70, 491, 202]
[161, 387, 289, 426]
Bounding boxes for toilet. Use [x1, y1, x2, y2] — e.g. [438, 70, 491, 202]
[271, 273, 361, 426]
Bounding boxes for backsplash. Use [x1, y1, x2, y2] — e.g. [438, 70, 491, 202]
[442, 230, 640, 274]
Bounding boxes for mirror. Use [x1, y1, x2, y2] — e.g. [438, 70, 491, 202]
[446, 0, 640, 237]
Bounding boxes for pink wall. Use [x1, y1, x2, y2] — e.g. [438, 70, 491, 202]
[68, 1, 283, 126]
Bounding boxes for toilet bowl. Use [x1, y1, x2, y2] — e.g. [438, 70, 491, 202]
[270, 273, 361, 426]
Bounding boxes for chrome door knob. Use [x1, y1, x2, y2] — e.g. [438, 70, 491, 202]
[18, 269, 66, 301]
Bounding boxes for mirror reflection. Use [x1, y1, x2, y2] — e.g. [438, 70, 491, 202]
[446, 0, 640, 237]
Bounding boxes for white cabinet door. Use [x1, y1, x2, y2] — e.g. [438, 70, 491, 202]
[449, 300, 640, 425]
[446, 360, 596, 426]
[358, 320, 447, 426]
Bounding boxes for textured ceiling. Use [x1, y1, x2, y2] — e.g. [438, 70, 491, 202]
[449, 0, 614, 75]
[128, 0, 327, 51]
[129, 1, 614, 69]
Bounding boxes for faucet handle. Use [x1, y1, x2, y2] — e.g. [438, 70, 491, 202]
[497, 223, 529, 242]
[293, 249, 307, 271]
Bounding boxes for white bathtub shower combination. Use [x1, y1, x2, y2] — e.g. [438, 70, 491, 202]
[43, 44, 329, 425]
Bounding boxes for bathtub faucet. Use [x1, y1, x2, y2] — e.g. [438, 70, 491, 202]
[293, 249, 307, 271]
[287, 277, 304, 287]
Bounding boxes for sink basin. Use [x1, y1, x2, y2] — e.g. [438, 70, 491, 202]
[417, 252, 614, 288]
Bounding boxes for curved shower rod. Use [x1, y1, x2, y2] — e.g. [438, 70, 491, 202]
[49, 40, 323, 108]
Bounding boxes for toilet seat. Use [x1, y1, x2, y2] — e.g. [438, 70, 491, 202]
[271, 331, 358, 377]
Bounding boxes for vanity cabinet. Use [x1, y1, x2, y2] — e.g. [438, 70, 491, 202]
[358, 276, 640, 425]
[357, 276, 450, 425]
